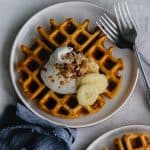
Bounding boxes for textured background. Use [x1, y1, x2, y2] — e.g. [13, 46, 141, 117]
[0, 0, 150, 150]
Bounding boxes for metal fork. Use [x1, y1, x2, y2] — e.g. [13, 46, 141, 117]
[96, 0, 150, 104]
[96, 13, 150, 66]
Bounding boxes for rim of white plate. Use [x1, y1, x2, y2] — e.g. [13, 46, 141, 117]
[10, 1, 139, 128]
[87, 125, 150, 149]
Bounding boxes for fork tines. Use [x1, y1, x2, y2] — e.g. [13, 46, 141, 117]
[114, 0, 136, 30]
[96, 14, 119, 42]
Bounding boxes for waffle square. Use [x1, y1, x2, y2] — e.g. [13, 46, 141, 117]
[17, 18, 124, 119]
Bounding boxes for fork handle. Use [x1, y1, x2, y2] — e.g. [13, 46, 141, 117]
[133, 44, 150, 95]
[139, 52, 150, 67]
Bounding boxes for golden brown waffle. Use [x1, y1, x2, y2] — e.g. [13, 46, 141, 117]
[17, 18, 123, 119]
[102, 133, 150, 150]
[85, 36, 123, 98]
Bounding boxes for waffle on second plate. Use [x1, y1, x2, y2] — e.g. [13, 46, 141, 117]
[17, 18, 124, 119]
[102, 133, 150, 150]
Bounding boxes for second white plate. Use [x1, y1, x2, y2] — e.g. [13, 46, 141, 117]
[87, 125, 150, 150]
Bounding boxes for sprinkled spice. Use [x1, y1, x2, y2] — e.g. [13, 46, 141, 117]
[42, 67, 47, 71]
[51, 79, 55, 82]
[54, 50, 99, 85]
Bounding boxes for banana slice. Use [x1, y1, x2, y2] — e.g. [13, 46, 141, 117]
[77, 83, 99, 106]
[77, 73, 108, 94]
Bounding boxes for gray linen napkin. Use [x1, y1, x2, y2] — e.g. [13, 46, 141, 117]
[0, 103, 76, 150]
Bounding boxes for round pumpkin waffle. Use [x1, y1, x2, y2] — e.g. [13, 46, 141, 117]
[17, 18, 124, 119]
[102, 133, 150, 150]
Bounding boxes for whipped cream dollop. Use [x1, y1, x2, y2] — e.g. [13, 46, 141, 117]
[41, 46, 100, 94]
[41, 46, 77, 94]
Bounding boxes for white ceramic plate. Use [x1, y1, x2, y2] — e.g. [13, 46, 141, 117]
[10, 1, 138, 128]
[87, 125, 150, 150]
